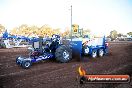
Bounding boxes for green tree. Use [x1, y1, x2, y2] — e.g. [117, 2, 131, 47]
[83, 29, 91, 35]
[0, 24, 5, 34]
[127, 32, 132, 36]
[110, 30, 118, 40]
[10, 24, 40, 37]
[39, 24, 53, 37]
[117, 33, 123, 37]
[10, 27, 19, 35]
[53, 28, 61, 35]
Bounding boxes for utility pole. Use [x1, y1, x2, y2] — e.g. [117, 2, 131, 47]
[71, 5, 72, 41]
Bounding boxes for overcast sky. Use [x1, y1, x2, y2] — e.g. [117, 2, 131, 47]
[0, 0, 132, 36]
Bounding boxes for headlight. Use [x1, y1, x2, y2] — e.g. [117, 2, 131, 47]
[18, 56, 24, 60]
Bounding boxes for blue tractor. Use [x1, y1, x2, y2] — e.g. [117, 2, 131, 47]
[16, 34, 73, 68]
[16, 34, 108, 69]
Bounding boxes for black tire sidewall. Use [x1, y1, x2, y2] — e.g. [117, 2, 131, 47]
[16, 57, 20, 65]
[22, 60, 32, 69]
[91, 49, 97, 58]
[82, 45, 89, 55]
[98, 49, 104, 57]
[55, 45, 72, 63]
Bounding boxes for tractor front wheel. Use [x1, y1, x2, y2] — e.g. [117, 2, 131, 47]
[55, 45, 72, 63]
[22, 60, 32, 69]
[16, 57, 19, 65]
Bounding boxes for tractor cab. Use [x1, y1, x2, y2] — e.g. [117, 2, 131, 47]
[48, 34, 61, 52]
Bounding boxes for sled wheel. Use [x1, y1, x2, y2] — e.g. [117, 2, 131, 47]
[91, 49, 97, 58]
[83, 45, 89, 55]
[98, 49, 104, 57]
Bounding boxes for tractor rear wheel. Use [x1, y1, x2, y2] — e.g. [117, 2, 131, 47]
[55, 45, 72, 63]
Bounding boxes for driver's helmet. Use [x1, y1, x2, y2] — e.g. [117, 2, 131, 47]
[52, 34, 60, 41]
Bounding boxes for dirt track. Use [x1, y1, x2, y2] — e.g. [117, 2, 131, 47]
[0, 41, 132, 88]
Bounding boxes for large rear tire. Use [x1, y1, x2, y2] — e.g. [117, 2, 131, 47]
[55, 45, 72, 63]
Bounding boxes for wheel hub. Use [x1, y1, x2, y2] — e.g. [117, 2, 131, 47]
[99, 50, 104, 56]
[92, 51, 97, 58]
[63, 51, 69, 60]
[85, 47, 89, 54]
[25, 62, 30, 67]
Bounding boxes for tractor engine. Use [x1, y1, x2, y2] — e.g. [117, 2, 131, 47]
[30, 48, 42, 58]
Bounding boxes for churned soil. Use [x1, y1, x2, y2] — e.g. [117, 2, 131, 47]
[0, 41, 132, 88]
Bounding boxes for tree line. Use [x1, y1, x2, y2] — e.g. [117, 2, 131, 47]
[0, 24, 70, 37]
[0, 24, 91, 38]
[108, 30, 132, 41]
[0, 24, 132, 39]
